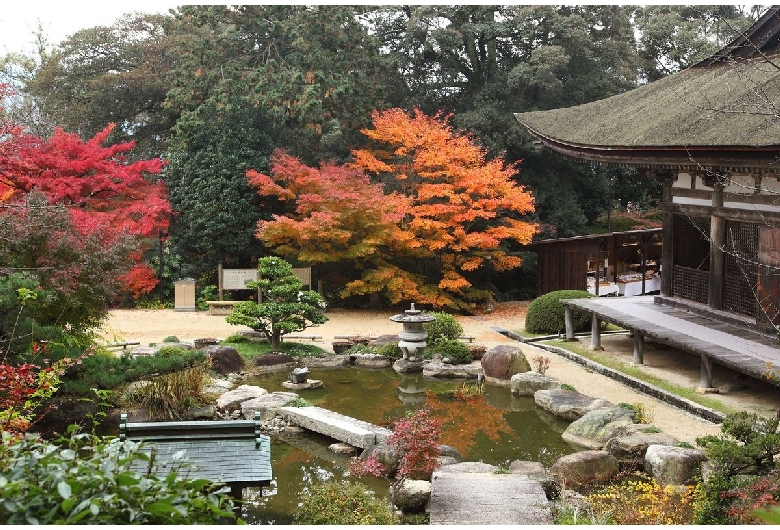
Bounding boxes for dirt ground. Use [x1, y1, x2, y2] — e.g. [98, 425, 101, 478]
[96, 301, 780, 445]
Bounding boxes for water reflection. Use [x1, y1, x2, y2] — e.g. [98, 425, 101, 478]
[240, 367, 576, 524]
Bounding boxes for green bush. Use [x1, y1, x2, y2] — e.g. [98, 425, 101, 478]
[376, 341, 403, 360]
[694, 411, 780, 524]
[162, 336, 180, 343]
[221, 334, 251, 344]
[429, 339, 473, 364]
[423, 312, 463, 343]
[0, 431, 237, 524]
[294, 481, 393, 525]
[61, 350, 207, 396]
[524, 290, 594, 334]
[155, 346, 190, 357]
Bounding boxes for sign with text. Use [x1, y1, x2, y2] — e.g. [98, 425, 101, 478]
[222, 269, 258, 290]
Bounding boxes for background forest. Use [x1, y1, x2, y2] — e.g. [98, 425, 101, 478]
[0, 5, 764, 310]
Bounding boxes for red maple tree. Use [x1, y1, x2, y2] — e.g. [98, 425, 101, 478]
[0, 83, 170, 298]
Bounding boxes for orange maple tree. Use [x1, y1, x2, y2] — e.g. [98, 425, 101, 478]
[248, 108, 537, 310]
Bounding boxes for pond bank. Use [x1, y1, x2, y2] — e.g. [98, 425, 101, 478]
[97, 302, 780, 445]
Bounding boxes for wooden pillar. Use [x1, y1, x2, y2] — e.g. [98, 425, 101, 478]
[660, 175, 674, 297]
[218, 262, 224, 301]
[700, 354, 714, 389]
[632, 331, 644, 364]
[590, 313, 603, 350]
[564, 305, 576, 340]
[709, 183, 725, 310]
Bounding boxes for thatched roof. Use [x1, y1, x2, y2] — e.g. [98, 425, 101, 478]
[515, 7, 780, 171]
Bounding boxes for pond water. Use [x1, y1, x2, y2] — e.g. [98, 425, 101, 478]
[238, 367, 577, 524]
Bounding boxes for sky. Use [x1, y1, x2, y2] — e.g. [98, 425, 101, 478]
[0, 2, 184, 55]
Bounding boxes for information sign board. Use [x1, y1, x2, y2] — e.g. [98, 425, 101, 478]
[222, 269, 258, 290]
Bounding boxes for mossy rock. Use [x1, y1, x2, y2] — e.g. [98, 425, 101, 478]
[525, 290, 594, 334]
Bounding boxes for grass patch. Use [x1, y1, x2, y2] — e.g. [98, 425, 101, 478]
[226, 340, 329, 361]
[543, 339, 739, 415]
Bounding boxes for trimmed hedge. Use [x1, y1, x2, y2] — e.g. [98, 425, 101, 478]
[524, 290, 594, 334]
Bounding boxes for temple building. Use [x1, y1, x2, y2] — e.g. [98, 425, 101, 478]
[516, 6, 780, 334]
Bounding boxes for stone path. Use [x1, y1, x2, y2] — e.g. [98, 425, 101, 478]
[428, 462, 551, 525]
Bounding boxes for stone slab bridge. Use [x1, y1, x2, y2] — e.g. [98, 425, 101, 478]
[278, 406, 552, 525]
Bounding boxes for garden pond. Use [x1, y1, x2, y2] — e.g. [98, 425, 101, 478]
[237, 366, 578, 524]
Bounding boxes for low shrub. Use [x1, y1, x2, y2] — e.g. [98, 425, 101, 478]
[694, 411, 780, 524]
[294, 481, 393, 525]
[283, 397, 311, 408]
[155, 346, 190, 357]
[429, 339, 473, 364]
[532, 355, 550, 374]
[162, 336, 180, 343]
[61, 350, 206, 396]
[119, 365, 210, 420]
[586, 475, 699, 524]
[720, 471, 780, 524]
[423, 312, 463, 343]
[0, 430, 237, 524]
[524, 290, 593, 334]
[376, 341, 404, 360]
[221, 334, 251, 344]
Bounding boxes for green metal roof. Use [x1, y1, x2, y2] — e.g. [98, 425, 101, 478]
[516, 57, 780, 149]
[515, 7, 780, 171]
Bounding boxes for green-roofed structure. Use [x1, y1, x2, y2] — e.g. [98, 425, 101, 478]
[516, 6, 780, 335]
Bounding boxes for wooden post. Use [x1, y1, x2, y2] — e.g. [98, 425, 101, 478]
[590, 313, 603, 350]
[564, 305, 576, 340]
[660, 175, 674, 297]
[218, 262, 224, 301]
[632, 331, 644, 364]
[700, 354, 714, 389]
[709, 183, 725, 310]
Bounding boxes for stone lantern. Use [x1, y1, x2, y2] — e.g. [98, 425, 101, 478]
[390, 303, 435, 361]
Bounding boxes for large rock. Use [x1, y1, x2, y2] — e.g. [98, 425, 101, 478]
[301, 355, 350, 368]
[255, 353, 296, 366]
[534, 389, 613, 421]
[183, 405, 218, 420]
[216, 384, 267, 412]
[510, 460, 560, 500]
[361, 442, 400, 476]
[352, 353, 392, 369]
[561, 406, 636, 449]
[394, 479, 431, 514]
[369, 334, 399, 346]
[549, 450, 620, 487]
[393, 358, 424, 374]
[481, 345, 532, 385]
[605, 432, 679, 468]
[241, 391, 299, 420]
[422, 360, 482, 379]
[644, 445, 707, 486]
[203, 345, 245, 375]
[511, 371, 561, 396]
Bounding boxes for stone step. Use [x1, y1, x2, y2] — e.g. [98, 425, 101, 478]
[429, 462, 552, 525]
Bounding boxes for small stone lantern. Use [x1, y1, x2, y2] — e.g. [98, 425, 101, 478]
[390, 303, 435, 361]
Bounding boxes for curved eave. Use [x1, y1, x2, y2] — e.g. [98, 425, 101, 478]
[520, 120, 780, 174]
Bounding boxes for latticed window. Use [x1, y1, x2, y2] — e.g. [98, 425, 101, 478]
[723, 220, 759, 318]
[672, 215, 710, 304]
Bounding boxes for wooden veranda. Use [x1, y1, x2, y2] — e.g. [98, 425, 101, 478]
[561, 296, 780, 390]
